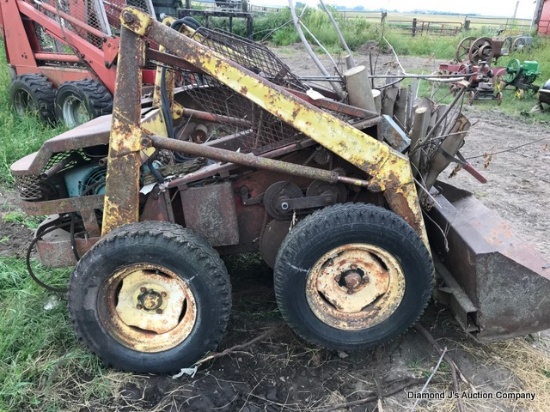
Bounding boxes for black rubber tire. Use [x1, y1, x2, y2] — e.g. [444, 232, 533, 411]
[274, 203, 433, 351]
[55, 79, 113, 128]
[181, 16, 201, 30]
[68, 221, 231, 374]
[9, 74, 56, 123]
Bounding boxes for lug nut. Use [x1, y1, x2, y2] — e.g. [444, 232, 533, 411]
[136, 304, 143, 310]
[161, 292, 167, 297]
[344, 272, 362, 290]
[140, 287, 147, 293]
[156, 309, 163, 314]
[122, 11, 134, 23]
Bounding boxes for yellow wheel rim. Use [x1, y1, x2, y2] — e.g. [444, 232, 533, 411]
[306, 244, 406, 331]
[99, 264, 197, 352]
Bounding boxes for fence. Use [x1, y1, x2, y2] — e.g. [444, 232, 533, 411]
[184, 4, 535, 37]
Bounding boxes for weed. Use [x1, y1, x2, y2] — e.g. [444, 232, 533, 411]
[1, 210, 42, 229]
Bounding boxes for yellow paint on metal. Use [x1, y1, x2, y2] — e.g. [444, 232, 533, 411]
[152, 43, 174, 109]
[182, 27, 426, 246]
[102, 27, 144, 236]
[140, 109, 168, 158]
[102, 263, 197, 352]
[116, 270, 186, 334]
[109, 116, 143, 155]
[119, 8, 429, 248]
[120, 7, 151, 36]
[141, 109, 167, 136]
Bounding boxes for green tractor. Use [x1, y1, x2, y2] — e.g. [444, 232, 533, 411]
[502, 59, 541, 99]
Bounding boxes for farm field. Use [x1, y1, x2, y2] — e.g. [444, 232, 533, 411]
[1, 27, 550, 412]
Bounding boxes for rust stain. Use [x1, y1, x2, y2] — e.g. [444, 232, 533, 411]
[305, 244, 405, 331]
[101, 263, 197, 352]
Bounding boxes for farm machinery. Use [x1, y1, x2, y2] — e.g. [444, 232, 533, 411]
[501, 59, 541, 98]
[0, 0, 159, 127]
[10, 8, 550, 374]
[440, 37, 510, 105]
[442, 36, 541, 104]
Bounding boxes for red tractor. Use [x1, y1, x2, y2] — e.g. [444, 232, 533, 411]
[0, 0, 158, 126]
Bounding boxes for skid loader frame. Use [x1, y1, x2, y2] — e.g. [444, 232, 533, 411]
[104, 8, 427, 243]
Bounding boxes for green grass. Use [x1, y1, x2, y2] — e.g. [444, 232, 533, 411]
[0, 258, 120, 411]
[0, 47, 117, 409]
[0, 48, 64, 186]
[1, 210, 43, 229]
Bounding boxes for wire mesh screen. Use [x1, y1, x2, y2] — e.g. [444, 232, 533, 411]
[14, 150, 88, 201]
[170, 27, 313, 154]
[180, 79, 305, 154]
[193, 28, 308, 92]
[25, 0, 155, 52]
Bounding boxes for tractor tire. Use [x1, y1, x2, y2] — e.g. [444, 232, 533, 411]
[273, 203, 433, 351]
[55, 79, 112, 128]
[9, 74, 56, 123]
[68, 221, 231, 374]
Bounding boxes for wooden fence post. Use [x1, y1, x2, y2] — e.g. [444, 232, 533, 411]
[412, 18, 417, 37]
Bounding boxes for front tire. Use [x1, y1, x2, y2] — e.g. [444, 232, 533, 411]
[273, 203, 433, 351]
[55, 79, 112, 128]
[68, 221, 231, 374]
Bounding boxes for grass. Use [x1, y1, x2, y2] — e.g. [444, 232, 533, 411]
[1, 210, 43, 229]
[0, 258, 123, 411]
[400, 335, 550, 412]
[0, 48, 118, 411]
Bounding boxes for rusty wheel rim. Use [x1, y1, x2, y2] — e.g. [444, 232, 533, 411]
[99, 264, 197, 352]
[306, 244, 406, 331]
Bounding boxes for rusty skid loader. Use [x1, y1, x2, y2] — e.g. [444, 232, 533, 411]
[10, 8, 550, 373]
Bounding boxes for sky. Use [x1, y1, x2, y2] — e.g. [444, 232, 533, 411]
[250, 0, 538, 19]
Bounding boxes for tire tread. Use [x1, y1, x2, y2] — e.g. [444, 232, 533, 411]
[68, 221, 231, 373]
[274, 203, 433, 351]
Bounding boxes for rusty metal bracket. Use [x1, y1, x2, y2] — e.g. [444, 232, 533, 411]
[281, 193, 337, 211]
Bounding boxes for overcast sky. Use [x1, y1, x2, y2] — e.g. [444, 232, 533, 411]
[251, 0, 537, 19]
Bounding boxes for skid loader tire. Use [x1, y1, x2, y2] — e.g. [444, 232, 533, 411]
[274, 203, 433, 351]
[55, 79, 112, 128]
[68, 221, 231, 374]
[9, 74, 56, 123]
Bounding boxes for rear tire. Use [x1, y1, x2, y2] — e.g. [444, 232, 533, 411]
[274, 203, 433, 351]
[9, 74, 56, 123]
[68, 221, 231, 374]
[55, 79, 112, 128]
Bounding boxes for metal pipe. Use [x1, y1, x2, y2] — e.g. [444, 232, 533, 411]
[181, 108, 253, 127]
[40, 155, 76, 180]
[146, 135, 370, 187]
[299, 74, 468, 81]
[34, 53, 81, 63]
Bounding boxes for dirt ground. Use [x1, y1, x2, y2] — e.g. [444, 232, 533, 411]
[2, 46, 550, 412]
